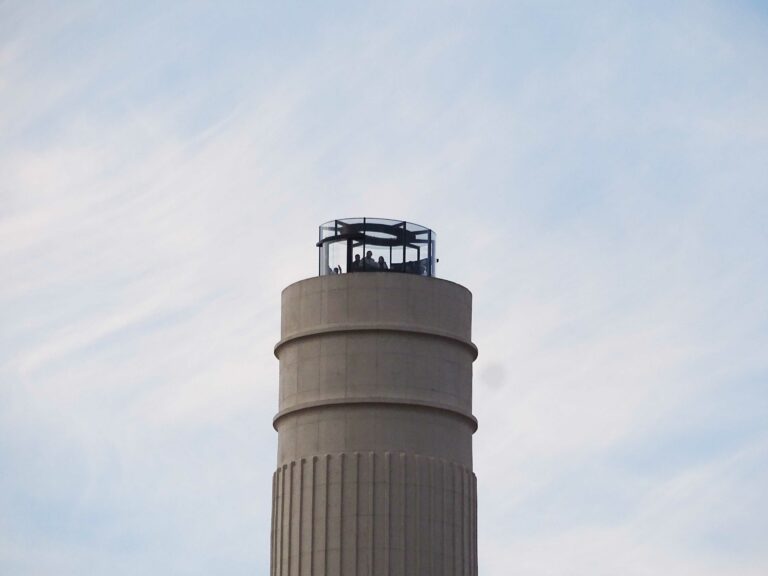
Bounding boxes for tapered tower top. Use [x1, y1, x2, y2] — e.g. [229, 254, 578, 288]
[317, 217, 437, 277]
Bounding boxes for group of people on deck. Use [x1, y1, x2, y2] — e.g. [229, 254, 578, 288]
[331, 251, 389, 274]
[352, 250, 389, 271]
[329, 250, 431, 275]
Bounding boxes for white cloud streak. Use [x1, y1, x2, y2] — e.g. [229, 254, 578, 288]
[1, 1, 767, 574]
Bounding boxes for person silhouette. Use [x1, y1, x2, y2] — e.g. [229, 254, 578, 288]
[364, 250, 378, 270]
[377, 256, 389, 270]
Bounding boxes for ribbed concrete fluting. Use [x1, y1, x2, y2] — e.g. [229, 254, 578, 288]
[272, 273, 478, 575]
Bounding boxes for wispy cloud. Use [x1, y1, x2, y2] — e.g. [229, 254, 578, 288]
[1, 1, 767, 574]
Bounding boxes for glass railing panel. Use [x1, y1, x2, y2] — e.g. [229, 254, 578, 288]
[317, 218, 436, 277]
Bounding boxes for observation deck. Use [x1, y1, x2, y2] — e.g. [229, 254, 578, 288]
[317, 217, 437, 277]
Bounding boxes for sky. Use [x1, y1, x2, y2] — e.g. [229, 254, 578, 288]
[1, 1, 767, 574]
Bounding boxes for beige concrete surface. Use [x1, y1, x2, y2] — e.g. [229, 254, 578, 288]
[271, 273, 478, 575]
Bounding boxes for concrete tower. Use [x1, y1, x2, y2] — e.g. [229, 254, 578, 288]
[271, 218, 478, 575]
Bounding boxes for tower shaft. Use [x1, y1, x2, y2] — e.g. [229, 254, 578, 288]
[272, 272, 478, 575]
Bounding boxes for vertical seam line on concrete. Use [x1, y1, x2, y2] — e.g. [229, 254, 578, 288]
[456, 468, 466, 576]
[459, 464, 464, 576]
[401, 453, 406, 575]
[415, 454, 420, 576]
[279, 465, 286, 576]
[298, 458, 304, 576]
[472, 472, 478, 576]
[275, 467, 280, 576]
[339, 453, 345, 576]
[310, 456, 316, 576]
[353, 452, 359, 575]
[270, 471, 277, 576]
[324, 455, 329, 576]
[462, 467, 467, 576]
[442, 460, 448, 576]
[429, 457, 434, 576]
[470, 469, 475, 576]
[453, 463, 459, 576]
[369, 451, 375, 576]
[385, 452, 391, 576]
[288, 461, 294, 576]
[466, 468, 471, 576]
